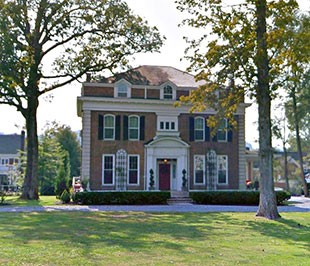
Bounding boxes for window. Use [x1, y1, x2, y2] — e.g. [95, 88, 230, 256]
[194, 155, 205, 184]
[104, 115, 115, 140]
[159, 121, 177, 131]
[217, 119, 228, 142]
[128, 155, 139, 185]
[117, 83, 128, 98]
[128, 116, 139, 140]
[217, 155, 228, 184]
[102, 155, 115, 185]
[194, 117, 204, 141]
[160, 122, 164, 130]
[163, 85, 173, 99]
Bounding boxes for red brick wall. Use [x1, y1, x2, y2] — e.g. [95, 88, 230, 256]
[179, 113, 239, 190]
[176, 90, 189, 99]
[83, 86, 114, 97]
[89, 111, 157, 190]
[131, 88, 145, 98]
[147, 89, 160, 99]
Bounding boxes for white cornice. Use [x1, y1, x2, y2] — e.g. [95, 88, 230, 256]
[77, 96, 249, 116]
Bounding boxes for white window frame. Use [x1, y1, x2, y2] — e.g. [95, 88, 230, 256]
[194, 155, 205, 185]
[114, 80, 131, 98]
[128, 115, 140, 141]
[194, 117, 205, 141]
[102, 154, 115, 185]
[104, 114, 115, 140]
[217, 155, 228, 185]
[217, 119, 228, 142]
[127, 155, 140, 185]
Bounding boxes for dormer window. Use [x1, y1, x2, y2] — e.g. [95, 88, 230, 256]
[117, 83, 128, 98]
[163, 85, 173, 99]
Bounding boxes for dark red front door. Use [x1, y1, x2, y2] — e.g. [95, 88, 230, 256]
[159, 163, 170, 190]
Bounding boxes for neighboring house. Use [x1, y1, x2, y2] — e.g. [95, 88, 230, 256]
[77, 65, 248, 192]
[0, 131, 25, 189]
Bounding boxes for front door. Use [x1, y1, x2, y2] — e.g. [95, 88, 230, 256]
[159, 163, 171, 190]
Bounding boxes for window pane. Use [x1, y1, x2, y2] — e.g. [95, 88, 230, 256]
[217, 156, 227, 184]
[195, 170, 204, 183]
[118, 84, 128, 97]
[163, 85, 173, 99]
[129, 156, 138, 184]
[129, 129, 138, 140]
[218, 170, 226, 184]
[165, 122, 170, 129]
[160, 122, 164, 129]
[171, 122, 175, 130]
[105, 116, 114, 127]
[104, 156, 114, 184]
[195, 130, 203, 140]
[129, 116, 138, 127]
[195, 118, 203, 130]
[105, 128, 114, 139]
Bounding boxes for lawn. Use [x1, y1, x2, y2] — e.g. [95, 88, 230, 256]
[1, 195, 59, 206]
[0, 212, 309, 265]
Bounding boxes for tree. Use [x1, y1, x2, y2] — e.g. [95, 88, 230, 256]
[38, 129, 63, 195]
[54, 152, 70, 197]
[0, 0, 164, 199]
[281, 14, 310, 196]
[176, 0, 302, 219]
[49, 122, 81, 178]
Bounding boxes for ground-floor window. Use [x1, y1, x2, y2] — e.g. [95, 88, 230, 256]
[102, 155, 115, 185]
[193, 153, 228, 186]
[194, 155, 205, 185]
[217, 155, 228, 184]
[128, 155, 139, 185]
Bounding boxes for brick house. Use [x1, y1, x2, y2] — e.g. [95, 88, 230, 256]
[77, 65, 247, 192]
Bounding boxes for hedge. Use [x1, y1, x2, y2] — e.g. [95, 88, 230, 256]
[189, 190, 291, 205]
[72, 191, 170, 205]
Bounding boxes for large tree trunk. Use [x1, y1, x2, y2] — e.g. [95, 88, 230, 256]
[291, 86, 308, 197]
[255, 0, 280, 219]
[21, 96, 39, 200]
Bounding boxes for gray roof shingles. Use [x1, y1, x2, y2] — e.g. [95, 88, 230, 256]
[0, 134, 22, 154]
[100, 65, 205, 87]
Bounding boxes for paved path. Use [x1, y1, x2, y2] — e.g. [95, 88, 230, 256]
[0, 196, 309, 213]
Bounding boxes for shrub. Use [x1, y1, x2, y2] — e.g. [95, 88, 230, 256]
[190, 190, 291, 205]
[72, 191, 170, 205]
[60, 190, 71, 204]
[0, 191, 6, 204]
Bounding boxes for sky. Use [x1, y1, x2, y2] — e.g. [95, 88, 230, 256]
[0, 0, 309, 149]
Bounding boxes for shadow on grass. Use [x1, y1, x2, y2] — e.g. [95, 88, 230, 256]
[245, 216, 310, 250]
[0, 212, 234, 257]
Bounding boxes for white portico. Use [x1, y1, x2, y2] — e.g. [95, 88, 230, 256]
[145, 136, 190, 191]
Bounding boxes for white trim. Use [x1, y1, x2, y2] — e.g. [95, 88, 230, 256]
[103, 114, 115, 140]
[114, 79, 132, 98]
[77, 96, 250, 117]
[160, 82, 177, 100]
[194, 155, 205, 185]
[194, 116, 205, 141]
[217, 155, 228, 185]
[127, 154, 140, 186]
[128, 115, 140, 141]
[102, 154, 115, 185]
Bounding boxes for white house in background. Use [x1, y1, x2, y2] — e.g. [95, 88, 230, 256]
[0, 131, 25, 190]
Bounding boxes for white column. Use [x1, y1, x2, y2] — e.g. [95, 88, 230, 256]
[81, 110, 91, 188]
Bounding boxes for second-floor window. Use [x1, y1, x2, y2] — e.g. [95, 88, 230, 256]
[129, 115, 139, 140]
[194, 117, 204, 141]
[104, 115, 115, 140]
[217, 119, 228, 142]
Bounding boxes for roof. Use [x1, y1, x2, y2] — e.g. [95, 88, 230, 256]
[99, 65, 205, 87]
[0, 134, 23, 154]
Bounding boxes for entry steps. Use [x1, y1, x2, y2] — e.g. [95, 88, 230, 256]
[167, 191, 194, 205]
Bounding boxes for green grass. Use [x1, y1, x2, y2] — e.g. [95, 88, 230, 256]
[0, 212, 309, 265]
[1, 195, 59, 206]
